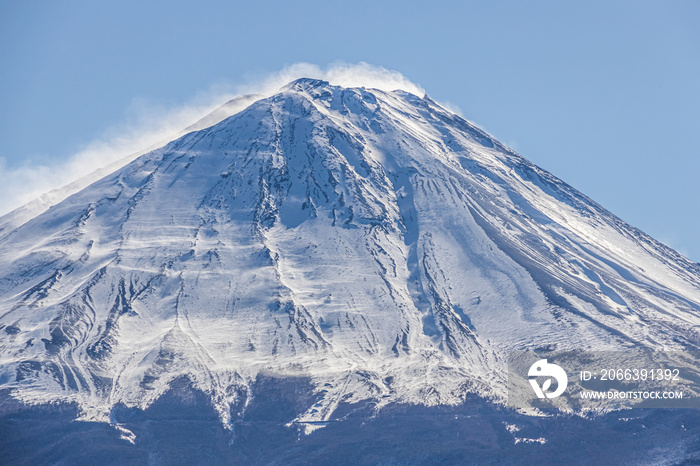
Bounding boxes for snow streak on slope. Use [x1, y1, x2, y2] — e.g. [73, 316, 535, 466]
[1, 78, 700, 429]
[0, 94, 262, 234]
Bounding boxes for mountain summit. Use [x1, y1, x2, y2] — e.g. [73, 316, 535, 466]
[2, 78, 700, 460]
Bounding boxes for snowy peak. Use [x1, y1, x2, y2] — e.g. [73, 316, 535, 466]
[1, 79, 700, 428]
[281, 77, 332, 92]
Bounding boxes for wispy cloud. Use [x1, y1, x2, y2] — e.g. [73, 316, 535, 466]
[0, 63, 424, 217]
[0, 87, 238, 216]
[242, 62, 425, 97]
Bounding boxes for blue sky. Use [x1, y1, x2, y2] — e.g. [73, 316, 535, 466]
[1, 1, 698, 261]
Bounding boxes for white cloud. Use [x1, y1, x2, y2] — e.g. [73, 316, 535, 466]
[0, 86, 238, 217]
[0, 63, 425, 217]
[238, 62, 425, 98]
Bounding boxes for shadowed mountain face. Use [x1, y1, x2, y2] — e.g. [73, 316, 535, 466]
[1, 78, 700, 462]
[3, 380, 700, 465]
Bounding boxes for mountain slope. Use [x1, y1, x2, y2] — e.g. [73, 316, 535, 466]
[1, 78, 700, 434]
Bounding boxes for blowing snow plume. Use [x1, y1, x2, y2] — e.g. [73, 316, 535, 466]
[0, 63, 423, 222]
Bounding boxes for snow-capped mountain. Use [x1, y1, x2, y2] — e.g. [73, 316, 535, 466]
[2, 77, 700, 439]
